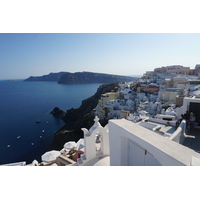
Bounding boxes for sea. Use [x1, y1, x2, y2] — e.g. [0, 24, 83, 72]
[0, 80, 101, 165]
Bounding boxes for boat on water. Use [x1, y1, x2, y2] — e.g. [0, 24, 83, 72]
[36, 120, 41, 123]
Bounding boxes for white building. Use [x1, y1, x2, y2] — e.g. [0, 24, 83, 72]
[104, 98, 135, 119]
[118, 83, 130, 91]
[96, 92, 119, 119]
[181, 96, 200, 123]
[73, 116, 200, 166]
[122, 89, 133, 100]
[159, 88, 183, 103]
[166, 65, 186, 76]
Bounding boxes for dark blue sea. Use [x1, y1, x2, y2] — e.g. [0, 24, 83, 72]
[0, 80, 101, 165]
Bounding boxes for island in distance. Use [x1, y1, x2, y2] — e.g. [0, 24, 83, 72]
[24, 72, 67, 82]
[24, 71, 137, 84]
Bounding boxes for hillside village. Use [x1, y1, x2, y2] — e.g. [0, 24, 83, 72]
[96, 64, 200, 123]
[3, 64, 200, 166]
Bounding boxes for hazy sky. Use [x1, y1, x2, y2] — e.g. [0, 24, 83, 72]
[1, 33, 200, 79]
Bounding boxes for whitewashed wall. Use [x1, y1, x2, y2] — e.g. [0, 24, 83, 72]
[182, 96, 200, 114]
[169, 120, 186, 144]
[108, 119, 200, 166]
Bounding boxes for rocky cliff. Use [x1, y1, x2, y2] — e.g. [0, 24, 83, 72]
[50, 107, 65, 116]
[49, 82, 119, 150]
[58, 71, 134, 84]
[25, 71, 135, 84]
[24, 72, 67, 81]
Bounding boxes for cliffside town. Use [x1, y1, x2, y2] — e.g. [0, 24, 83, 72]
[50, 64, 200, 151]
[95, 64, 200, 122]
[4, 64, 200, 166]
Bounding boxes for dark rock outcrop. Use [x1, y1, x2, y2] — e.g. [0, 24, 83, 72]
[58, 72, 134, 84]
[50, 107, 65, 116]
[24, 72, 67, 82]
[49, 82, 119, 150]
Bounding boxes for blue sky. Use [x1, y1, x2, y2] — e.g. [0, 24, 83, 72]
[1, 33, 200, 79]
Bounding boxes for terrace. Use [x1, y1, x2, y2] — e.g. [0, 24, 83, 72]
[183, 127, 200, 153]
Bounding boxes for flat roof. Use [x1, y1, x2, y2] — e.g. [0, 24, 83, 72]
[147, 121, 176, 138]
[165, 88, 182, 92]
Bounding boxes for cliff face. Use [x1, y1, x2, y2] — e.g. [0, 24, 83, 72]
[58, 72, 134, 84]
[50, 107, 65, 116]
[62, 82, 119, 126]
[49, 82, 119, 150]
[24, 72, 67, 81]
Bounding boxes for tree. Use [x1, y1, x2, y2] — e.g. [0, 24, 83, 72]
[103, 107, 110, 118]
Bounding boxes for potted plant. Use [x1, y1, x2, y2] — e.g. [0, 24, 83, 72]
[166, 121, 170, 126]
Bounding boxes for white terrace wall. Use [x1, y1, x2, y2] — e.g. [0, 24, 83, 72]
[108, 119, 200, 166]
[82, 127, 96, 161]
[169, 120, 186, 144]
[176, 106, 183, 119]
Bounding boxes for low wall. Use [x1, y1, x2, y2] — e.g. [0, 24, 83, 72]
[149, 117, 177, 126]
[169, 120, 186, 144]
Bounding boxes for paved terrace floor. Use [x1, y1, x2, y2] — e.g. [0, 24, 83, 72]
[183, 127, 200, 152]
[82, 155, 110, 166]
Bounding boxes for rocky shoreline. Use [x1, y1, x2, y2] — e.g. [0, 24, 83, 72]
[48, 82, 119, 151]
[50, 107, 65, 116]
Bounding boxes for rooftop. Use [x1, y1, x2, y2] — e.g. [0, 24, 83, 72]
[165, 88, 182, 92]
[140, 120, 177, 138]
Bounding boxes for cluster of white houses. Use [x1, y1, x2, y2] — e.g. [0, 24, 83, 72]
[96, 65, 200, 124]
[2, 64, 200, 166]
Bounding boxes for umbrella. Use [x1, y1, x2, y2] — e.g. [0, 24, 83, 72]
[63, 141, 77, 150]
[41, 150, 60, 163]
[76, 138, 84, 150]
[31, 160, 39, 166]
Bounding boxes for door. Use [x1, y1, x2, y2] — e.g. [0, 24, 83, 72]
[128, 140, 161, 166]
[128, 140, 145, 166]
[145, 151, 161, 166]
[189, 102, 200, 124]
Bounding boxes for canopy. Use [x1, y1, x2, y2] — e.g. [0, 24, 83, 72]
[63, 141, 77, 150]
[41, 150, 60, 163]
